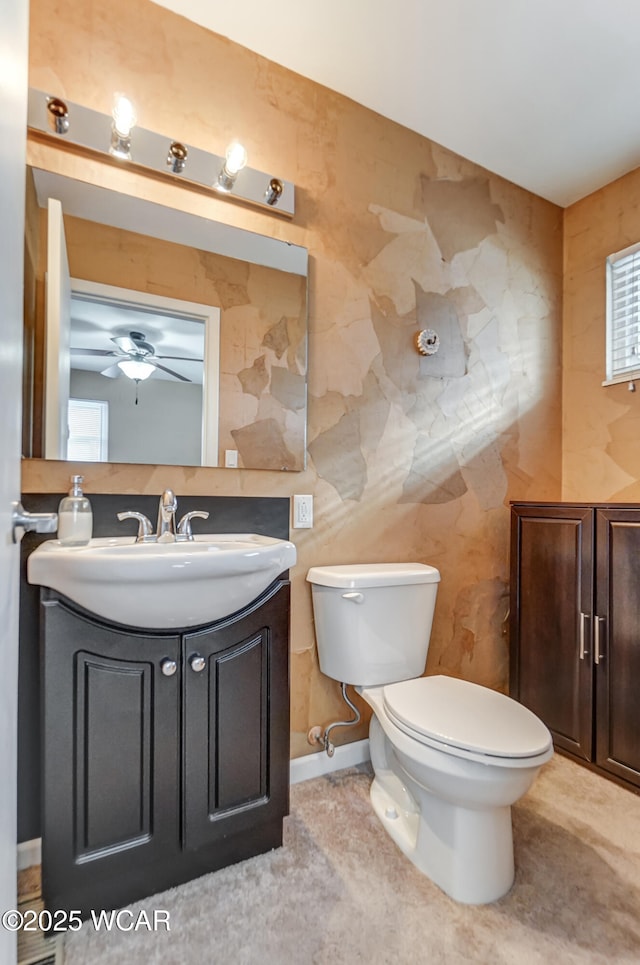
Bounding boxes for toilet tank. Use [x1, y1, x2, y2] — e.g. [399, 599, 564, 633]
[306, 563, 440, 687]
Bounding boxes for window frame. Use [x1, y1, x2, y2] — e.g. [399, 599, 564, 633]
[604, 240, 640, 386]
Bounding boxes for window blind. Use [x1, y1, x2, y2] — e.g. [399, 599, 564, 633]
[605, 241, 640, 384]
[67, 398, 109, 461]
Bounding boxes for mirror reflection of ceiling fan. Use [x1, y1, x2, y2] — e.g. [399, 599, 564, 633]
[70, 330, 203, 383]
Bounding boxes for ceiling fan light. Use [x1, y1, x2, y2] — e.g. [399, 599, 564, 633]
[117, 358, 154, 381]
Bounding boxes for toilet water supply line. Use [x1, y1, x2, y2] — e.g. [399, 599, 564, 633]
[307, 682, 361, 757]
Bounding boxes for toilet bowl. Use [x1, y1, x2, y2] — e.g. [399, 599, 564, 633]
[362, 676, 552, 903]
[307, 563, 553, 905]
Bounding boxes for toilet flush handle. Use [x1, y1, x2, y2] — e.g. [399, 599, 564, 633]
[342, 591, 364, 604]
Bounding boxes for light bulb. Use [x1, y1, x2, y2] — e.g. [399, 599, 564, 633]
[224, 141, 247, 176]
[112, 94, 136, 138]
[216, 140, 248, 191]
[118, 359, 154, 381]
[265, 178, 284, 206]
[46, 97, 70, 135]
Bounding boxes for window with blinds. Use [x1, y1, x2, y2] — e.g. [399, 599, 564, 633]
[605, 241, 640, 385]
[67, 398, 109, 461]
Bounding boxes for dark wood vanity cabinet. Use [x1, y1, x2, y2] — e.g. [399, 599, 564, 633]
[510, 503, 640, 792]
[41, 580, 290, 916]
[182, 605, 289, 851]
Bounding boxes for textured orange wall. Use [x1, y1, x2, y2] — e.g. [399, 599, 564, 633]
[563, 168, 640, 501]
[25, 0, 563, 755]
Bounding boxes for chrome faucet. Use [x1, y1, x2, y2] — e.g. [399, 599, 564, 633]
[156, 488, 178, 542]
[117, 490, 209, 542]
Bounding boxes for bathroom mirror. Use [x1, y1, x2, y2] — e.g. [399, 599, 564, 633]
[23, 166, 308, 471]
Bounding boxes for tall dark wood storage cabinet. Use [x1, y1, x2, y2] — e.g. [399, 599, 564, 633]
[510, 502, 640, 793]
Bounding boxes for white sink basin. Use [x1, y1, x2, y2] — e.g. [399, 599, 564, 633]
[27, 534, 297, 629]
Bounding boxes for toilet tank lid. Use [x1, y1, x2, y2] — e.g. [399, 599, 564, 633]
[306, 563, 440, 588]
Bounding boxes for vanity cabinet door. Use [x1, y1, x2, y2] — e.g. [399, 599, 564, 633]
[510, 504, 594, 761]
[41, 596, 181, 914]
[182, 582, 290, 851]
[594, 509, 640, 786]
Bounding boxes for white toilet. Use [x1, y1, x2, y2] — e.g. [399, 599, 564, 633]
[306, 562, 553, 905]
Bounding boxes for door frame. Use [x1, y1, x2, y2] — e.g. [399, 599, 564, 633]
[0, 0, 29, 959]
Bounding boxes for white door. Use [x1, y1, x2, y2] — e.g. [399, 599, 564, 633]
[0, 0, 29, 960]
[45, 198, 71, 459]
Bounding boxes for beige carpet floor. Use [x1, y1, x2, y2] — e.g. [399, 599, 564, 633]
[63, 754, 640, 965]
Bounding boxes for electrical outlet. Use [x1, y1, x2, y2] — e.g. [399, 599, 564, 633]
[224, 449, 238, 468]
[293, 494, 313, 529]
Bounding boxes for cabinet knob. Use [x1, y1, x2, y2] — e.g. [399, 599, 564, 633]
[189, 653, 206, 673]
[160, 658, 177, 677]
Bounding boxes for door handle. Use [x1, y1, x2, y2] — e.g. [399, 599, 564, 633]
[11, 501, 58, 543]
[579, 611, 589, 660]
[594, 616, 605, 665]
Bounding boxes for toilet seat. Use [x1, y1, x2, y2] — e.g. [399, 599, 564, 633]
[383, 675, 552, 762]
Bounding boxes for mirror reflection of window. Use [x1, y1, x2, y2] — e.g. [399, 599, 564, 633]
[67, 398, 109, 461]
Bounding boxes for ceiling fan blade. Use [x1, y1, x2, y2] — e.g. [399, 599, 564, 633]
[156, 354, 204, 363]
[150, 360, 192, 382]
[100, 363, 122, 379]
[71, 347, 118, 357]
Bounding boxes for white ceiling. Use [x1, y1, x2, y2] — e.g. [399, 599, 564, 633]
[152, 0, 640, 207]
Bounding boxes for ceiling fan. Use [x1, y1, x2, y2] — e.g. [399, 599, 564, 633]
[70, 330, 203, 383]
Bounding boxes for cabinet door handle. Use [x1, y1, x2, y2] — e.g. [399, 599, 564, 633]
[594, 616, 605, 665]
[160, 658, 177, 677]
[579, 612, 589, 660]
[189, 653, 206, 673]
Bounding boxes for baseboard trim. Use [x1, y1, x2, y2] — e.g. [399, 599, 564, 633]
[289, 738, 370, 785]
[17, 838, 41, 871]
[17, 741, 371, 867]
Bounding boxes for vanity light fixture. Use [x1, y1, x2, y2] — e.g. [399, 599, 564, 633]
[27, 88, 295, 217]
[46, 97, 69, 135]
[167, 140, 188, 174]
[109, 93, 137, 160]
[117, 359, 154, 381]
[216, 140, 248, 192]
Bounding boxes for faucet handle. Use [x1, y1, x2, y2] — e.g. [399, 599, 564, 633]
[177, 510, 210, 541]
[117, 511, 154, 542]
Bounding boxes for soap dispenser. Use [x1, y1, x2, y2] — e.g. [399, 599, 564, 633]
[57, 475, 93, 546]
